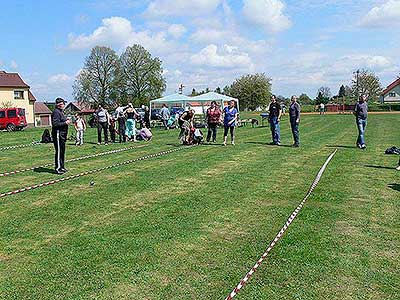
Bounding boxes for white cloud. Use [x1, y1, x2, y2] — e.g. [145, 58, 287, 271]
[10, 60, 18, 69]
[190, 28, 226, 44]
[360, 0, 400, 28]
[48, 73, 74, 84]
[243, 0, 291, 33]
[67, 17, 176, 54]
[167, 24, 187, 39]
[144, 0, 222, 17]
[190, 44, 253, 69]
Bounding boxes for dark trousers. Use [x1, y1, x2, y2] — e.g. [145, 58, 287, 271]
[206, 123, 218, 142]
[290, 118, 300, 145]
[162, 119, 169, 129]
[118, 119, 126, 143]
[224, 126, 235, 138]
[98, 122, 108, 143]
[53, 130, 66, 172]
[110, 125, 116, 143]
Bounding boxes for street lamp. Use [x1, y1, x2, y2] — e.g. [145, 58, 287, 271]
[353, 69, 360, 99]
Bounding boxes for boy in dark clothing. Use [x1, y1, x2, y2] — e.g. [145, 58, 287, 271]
[52, 98, 70, 174]
[268, 95, 282, 145]
[353, 95, 368, 149]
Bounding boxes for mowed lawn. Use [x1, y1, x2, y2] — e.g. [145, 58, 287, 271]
[0, 114, 399, 300]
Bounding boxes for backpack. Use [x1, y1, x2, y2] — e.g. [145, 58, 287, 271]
[41, 129, 52, 143]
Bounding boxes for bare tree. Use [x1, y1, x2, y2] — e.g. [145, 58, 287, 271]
[120, 44, 166, 106]
[73, 46, 120, 107]
[317, 86, 332, 99]
[351, 69, 382, 101]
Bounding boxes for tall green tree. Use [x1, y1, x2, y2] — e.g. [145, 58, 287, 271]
[73, 46, 120, 107]
[229, 73, 272, 110]
[214, 87, 221, 94]
[298, 93, 313, 105]
[120, 44, 166, 106]
[222, 85, 231, 96]
[338, 85, 346, 98]
[351, 69, 382, 101]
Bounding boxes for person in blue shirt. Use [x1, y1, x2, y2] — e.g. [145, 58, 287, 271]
[223, 100, 239, 146]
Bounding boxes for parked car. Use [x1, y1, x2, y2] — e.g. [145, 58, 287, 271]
[0, 107, 27, 131]
[151, 108, 161, 120]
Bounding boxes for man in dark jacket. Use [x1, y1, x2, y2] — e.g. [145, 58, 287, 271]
[289, 95, 300, 147]
[52, 98, 70, 174]
[353, 94, 368, 149]
[268, 95, 282, 145]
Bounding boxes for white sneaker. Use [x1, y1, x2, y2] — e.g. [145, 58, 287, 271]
[396, 165, 400, 171]
[231, 141, 235, 145]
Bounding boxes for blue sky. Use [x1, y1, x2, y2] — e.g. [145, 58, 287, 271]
[1, 0, 399, 102]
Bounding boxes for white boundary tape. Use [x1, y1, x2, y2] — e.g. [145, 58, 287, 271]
[224, 149, 338, 300]
[0, 144, 148, 177]
[0, 146, 193, 198]
[0, 140, 41, 152]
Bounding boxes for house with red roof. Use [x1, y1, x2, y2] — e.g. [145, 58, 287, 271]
[34, 102, 52, 127]
[0, 71, 36, 124]
[381, 78, 400, 103]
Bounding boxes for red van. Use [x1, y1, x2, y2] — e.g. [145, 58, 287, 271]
[0, 108, 28, 131]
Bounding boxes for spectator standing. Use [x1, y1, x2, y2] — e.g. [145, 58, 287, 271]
[144, 106, 151, 129]
[96, 104, 110, 145]
[52, 98, 70, 174]
[223, 100, 239, 146]
[160, 104, 170, 130]
[319, 103, 325, 115]
[109, 116, 117, 143]
[125, 103, 139, 142]
[115, 105, 127, 143]
[74, 113, 86, 146]
[206, 101, 222, 143]
[353, 94, 368, 149]
[289, 96, 301, 147]
[268, 95, 282, 145]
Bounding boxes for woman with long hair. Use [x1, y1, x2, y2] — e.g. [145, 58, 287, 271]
[223, 100, 238, 146]
[124, 103, 139, 142]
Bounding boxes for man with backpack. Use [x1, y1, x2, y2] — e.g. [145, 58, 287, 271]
[52, 98, 70, 174]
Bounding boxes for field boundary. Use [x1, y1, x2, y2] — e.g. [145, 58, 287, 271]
[224, 149, 338, 300]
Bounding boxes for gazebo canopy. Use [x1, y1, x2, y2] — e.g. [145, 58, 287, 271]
[191, 92, 239, 111]
[150, 93, 191, 103]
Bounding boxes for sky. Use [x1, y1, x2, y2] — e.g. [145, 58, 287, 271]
[0, 0, 399, 102]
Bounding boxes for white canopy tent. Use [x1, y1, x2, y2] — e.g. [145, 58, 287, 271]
[190, 92, 239, 113]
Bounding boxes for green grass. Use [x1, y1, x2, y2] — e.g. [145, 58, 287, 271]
[0, 114, 399, 300]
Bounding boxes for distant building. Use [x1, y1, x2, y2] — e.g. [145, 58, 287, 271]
[65, 101, 96, 120]
[0, 71, 36, 124]
[381, 78, 400, 103]
[34, 102, 52, 127]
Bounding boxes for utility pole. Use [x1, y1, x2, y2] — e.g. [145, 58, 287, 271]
[355, 69, 360, 99]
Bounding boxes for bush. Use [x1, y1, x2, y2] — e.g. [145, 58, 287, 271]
[368, 103, 400, 111]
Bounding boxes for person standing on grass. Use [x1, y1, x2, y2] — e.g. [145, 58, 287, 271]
[74, 113, 86, 146]
[160, 104, 170, 130]
[115, 104, 127, 143]
[353, 94, 368, 149]
[178, 108, 195, 144]
[206, 101, 222, 143]
[223, 100, 239, 146]
[319, 102, 325, 115]
[52, 97, 70, 174]
[109, 115, 117, 143]
[289, 95, 300, 147]
[268, 95, 282, 145]
[96, 104, 110, 145]
[125, 103, 139, 142]
[143, 105, 151, 129]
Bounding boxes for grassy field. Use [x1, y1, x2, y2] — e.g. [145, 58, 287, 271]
[0, 114, 399, 300]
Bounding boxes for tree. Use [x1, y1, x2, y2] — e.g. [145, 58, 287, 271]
[73, 46, 120, 107]
[298, 93, 313, 105]
[120, 44, 166, 106]
[214, 87, 221, 94]
[351, 69, 382, 102]
[229, 73, 272, 111]
[191, 88, 197, 96]
[223, 85, 231, 96]
[315, 86, 331, 104]
[338, 85, 346, 98]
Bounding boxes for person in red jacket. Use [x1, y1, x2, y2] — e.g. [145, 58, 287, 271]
[206, 101, 222, 143]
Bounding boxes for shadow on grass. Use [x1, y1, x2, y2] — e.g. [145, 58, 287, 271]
[365, 165, 396, 170]
[245, 141, 293, 148]
[202, 142, 224, 146]
[166, 143, 184, 148]
[326, 144, 357, 149]
[34, 167, 56, 174]
[388, 183, 400, 192]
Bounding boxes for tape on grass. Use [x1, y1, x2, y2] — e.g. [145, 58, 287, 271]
[0, 144, 148, 177]
[0, 141, 41, 152]
[224, 149, 338, 300]
[0, 146, 192, 198]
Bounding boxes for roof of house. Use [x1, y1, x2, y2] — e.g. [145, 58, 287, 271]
[28, 90, 36, 101]
[382, 78, 400, 95]
[66, 101, 96, 113]
[34, 102, 52, 114]
[0, 71, 30, 88]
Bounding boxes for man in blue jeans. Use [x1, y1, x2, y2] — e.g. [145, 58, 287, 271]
[353, 95, 368, 149]
[268, 95, 282, 145]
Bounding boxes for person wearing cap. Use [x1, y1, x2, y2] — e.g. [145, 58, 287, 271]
[353, 94, 368, 149]
[289, 95, 300, 147]
[268, 95, 282, 145]
[52, 98, 70, 174]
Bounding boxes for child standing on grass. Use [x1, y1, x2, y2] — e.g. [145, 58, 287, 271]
[74, 113, 86, 146]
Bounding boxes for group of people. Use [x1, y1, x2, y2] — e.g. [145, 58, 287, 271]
[50, 95, 399, 175]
